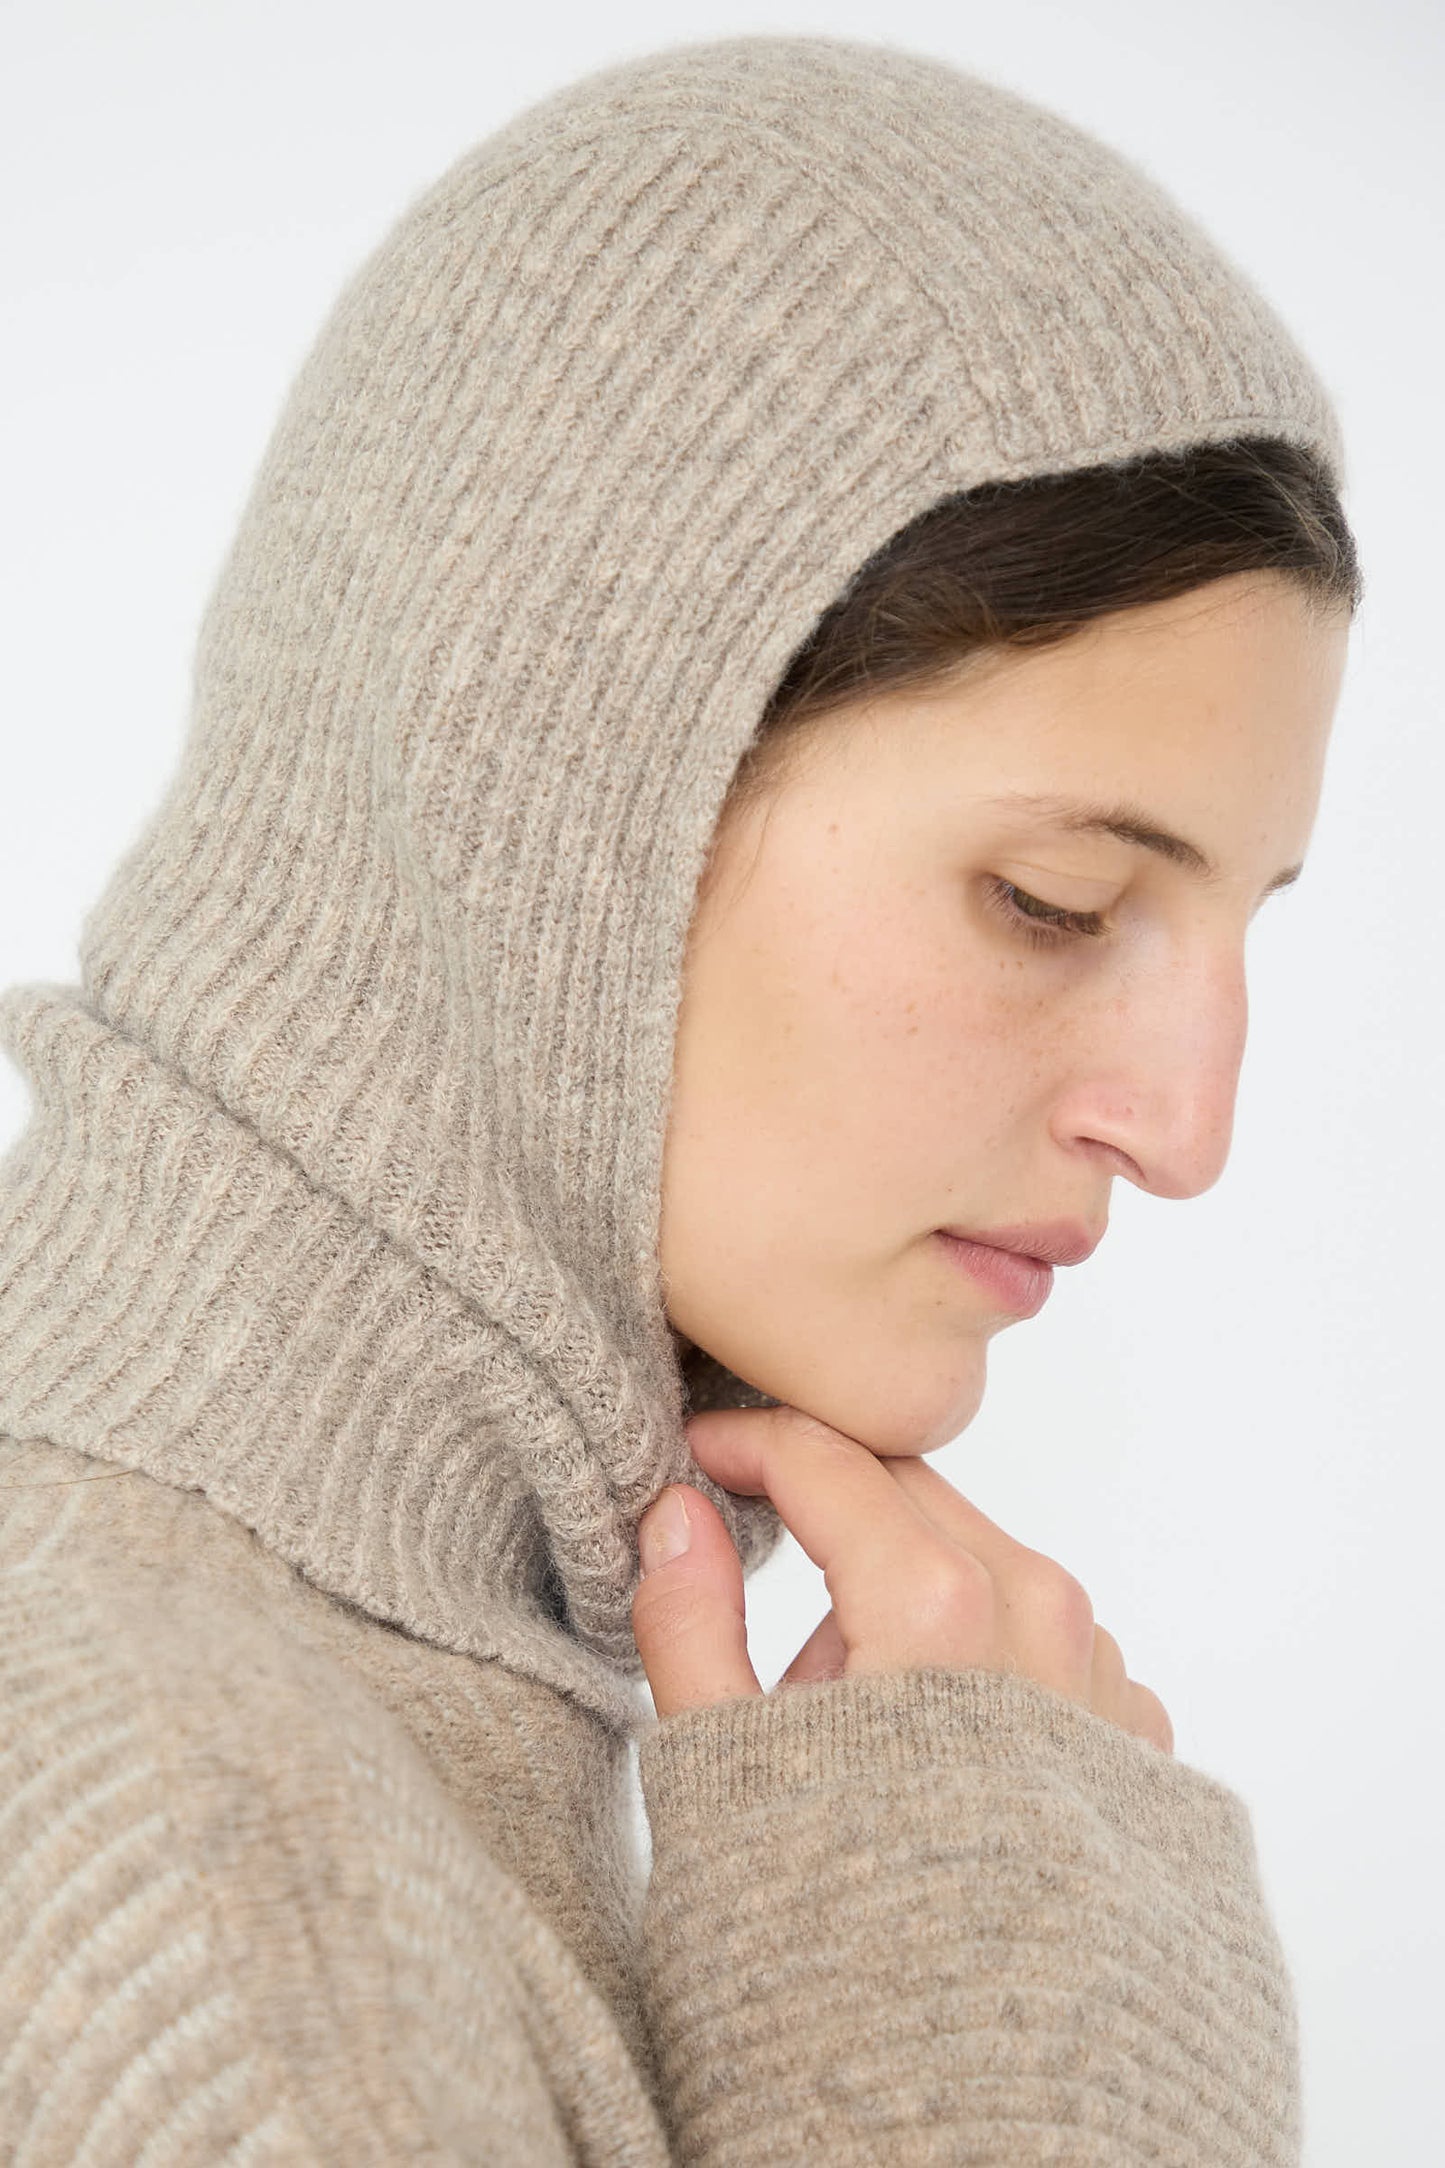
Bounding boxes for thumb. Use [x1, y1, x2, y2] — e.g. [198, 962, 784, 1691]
[631, 1484, 763, 1719]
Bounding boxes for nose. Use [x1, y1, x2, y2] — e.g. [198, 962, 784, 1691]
[1059, 940, 1251, 1201]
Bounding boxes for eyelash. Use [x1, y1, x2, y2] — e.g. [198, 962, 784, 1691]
[984, 876, 1110, 950]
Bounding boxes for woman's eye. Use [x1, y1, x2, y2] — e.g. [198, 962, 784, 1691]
[984, 876, 1110, 950]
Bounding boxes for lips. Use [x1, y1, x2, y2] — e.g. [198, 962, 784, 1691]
[937, 1219, 1103, 1268]
[935, 1233, 1054, 1317]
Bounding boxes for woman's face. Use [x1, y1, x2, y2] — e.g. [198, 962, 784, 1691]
[658, 571, 1351, 1458]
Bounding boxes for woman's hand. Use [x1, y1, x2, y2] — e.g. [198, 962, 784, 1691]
[631, 1404, 1174, 1755]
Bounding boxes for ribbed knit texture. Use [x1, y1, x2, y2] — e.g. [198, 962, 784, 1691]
[0, 31, 1334, 2160]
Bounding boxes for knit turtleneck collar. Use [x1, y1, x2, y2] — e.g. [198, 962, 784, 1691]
[0, 34, 1342, 1728]
[0, 980, 780, 1736]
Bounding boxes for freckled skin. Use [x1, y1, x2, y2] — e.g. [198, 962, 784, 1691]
[659, 572, 1351, 1457]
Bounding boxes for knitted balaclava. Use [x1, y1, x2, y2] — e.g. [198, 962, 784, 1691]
[0, 34, 1344, 1727]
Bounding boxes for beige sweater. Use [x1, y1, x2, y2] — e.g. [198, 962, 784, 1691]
[1, 1426, 1299, 2164]
[1, 32, 1335, 2162]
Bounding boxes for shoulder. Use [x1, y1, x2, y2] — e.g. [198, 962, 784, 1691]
[0, 1437, 600, 2165]
[0, 1439, 321, 2158]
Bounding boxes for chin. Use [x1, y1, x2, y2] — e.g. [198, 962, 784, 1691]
[791, 1358, 988, 1460]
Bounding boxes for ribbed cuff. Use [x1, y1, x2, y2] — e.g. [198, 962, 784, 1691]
[638, 1661, 1256, 1882]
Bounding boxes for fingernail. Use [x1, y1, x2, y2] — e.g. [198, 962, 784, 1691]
[640, 1488, 691, 1575]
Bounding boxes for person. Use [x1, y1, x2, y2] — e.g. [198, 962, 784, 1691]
[0, 31, 1359, 2165]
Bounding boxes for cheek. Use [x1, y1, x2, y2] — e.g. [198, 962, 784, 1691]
[834, 906, 1070, 1145]
[795, 914, 989, 1134]
[681, 878, 1066, 1220]
[830, 893, 1029, 1055]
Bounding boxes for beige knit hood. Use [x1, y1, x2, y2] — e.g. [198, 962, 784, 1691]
[0, 33, 1343, 1728]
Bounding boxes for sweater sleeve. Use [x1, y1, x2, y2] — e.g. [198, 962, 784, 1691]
[635, 1664, 1300, 2167]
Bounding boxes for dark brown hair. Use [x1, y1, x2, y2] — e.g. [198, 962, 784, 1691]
[731, 435, 1362, 811]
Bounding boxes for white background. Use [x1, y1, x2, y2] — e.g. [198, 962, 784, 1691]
[3, 5, 1440, 2160]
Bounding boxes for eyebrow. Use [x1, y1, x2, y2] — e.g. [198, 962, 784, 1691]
[981, 790, 1303, 897]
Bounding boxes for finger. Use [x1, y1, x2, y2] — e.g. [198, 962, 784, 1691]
[683, 1409, 969, 1663]
[630, 1485, 763, 1720]
[885, 1453, 1100, 1705]
[776, 1606, 848, 1689]
[1126, 1680, 1175, 1756]
[688, 1411, 1024, 1589]
[871, 1452, 1035, 1578]
[1088, 1621, 1131, 1726]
